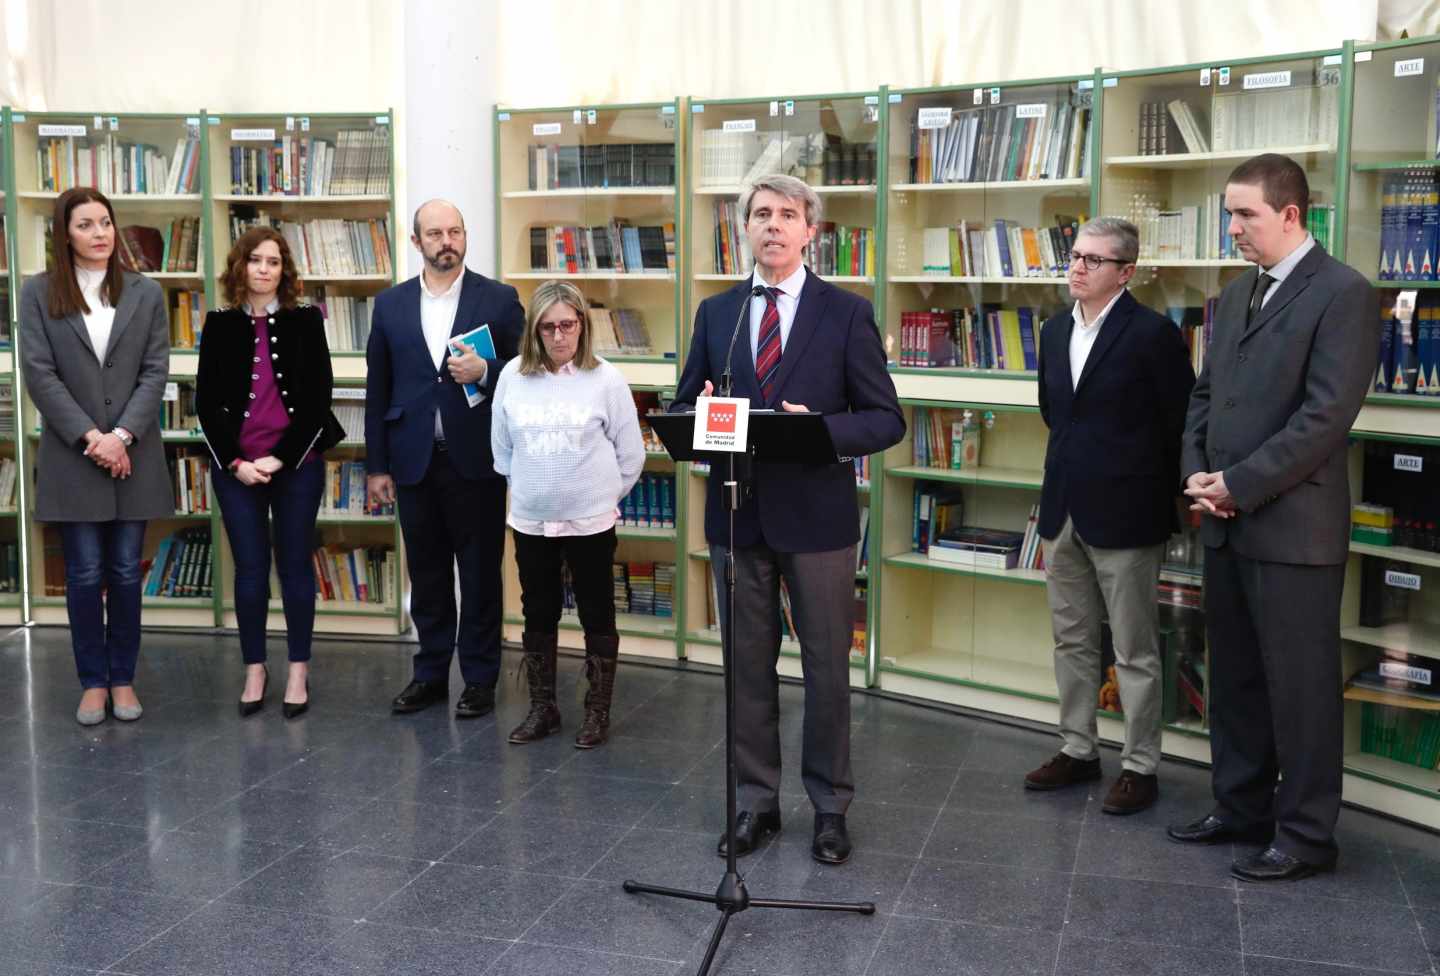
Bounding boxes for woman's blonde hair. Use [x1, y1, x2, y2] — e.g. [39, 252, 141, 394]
[519, 280, 599, 375]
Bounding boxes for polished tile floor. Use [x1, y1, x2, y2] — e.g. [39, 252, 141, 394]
[0, 627, 1438, 976]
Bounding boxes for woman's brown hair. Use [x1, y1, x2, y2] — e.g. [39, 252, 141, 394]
[519, 280, 598, 375]
[47, 188, 125, 319]
[220, 226, 302, 309]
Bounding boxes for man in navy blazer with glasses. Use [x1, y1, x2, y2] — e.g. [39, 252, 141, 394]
[672, 174, 903, 865]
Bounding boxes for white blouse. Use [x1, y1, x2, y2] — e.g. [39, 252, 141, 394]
[75, 266, 116, 364]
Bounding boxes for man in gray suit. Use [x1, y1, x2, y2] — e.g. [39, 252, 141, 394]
[1168, 153, 1379, 881]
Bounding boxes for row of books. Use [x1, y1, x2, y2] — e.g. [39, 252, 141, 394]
[310, 545, 398, 605]
[0, 457, 17, 511]
[920, 217, 1080, 278]
[310, 289, 374, 353]
[0, 543, 19, 593]
[528, 222, 675, 274]
[229, 130, 391, 196]
[0, 384, 13, 440]
[1376, 295, 1440, 396]
[36, 133, 201, 194]
[711, 200, 753, 274]
[1136, 100, 1210, 156]
[806, 224, 875, 278]
[143, 527, 213, 598]
[908, 98, 1093, 184]
[169, 290, 204, 348]
[526, 143, 676, 191]
[621, 473, 676, 529]
[229, 215, 393, 277]
[696, 130, 838, 188]
[112, 219, 202, 274]
[605, 561, 674, 618]
[853, 456, 870, 487]
[910, 407, 984, 470]
[589, 306, 653, 356]
[633, 392, 665, 454]
[1377, 171, 1440, 281]
[897, 306, 1044, 371]
[1359, 702, 1440, 771]
[159, 388, 199, 432]
[170, 450, 211, 514]
[819, 141, 879, 187]
[320, 460, 395, 517]
[1209, 68, 1341, 152]
[1134, 196, 1334, 263]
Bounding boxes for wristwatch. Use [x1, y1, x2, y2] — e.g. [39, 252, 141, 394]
[112, 427, 134, 447]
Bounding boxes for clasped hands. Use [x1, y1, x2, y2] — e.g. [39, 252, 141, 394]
[1184, 470, 1236, 519]
[82, 429, 131, 479]
[233, 455, 283, 486]
[698, 380, 810, 413]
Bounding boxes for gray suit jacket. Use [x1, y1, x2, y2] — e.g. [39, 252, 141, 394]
[1181, 243, 1378, 565]
[20, 271, 174, 522]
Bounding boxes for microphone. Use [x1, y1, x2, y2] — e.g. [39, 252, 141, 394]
[721, 285, 768, 398]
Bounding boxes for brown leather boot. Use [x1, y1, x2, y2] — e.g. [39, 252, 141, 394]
[575, 634, 619, 749]
[508, 632, 561, 744]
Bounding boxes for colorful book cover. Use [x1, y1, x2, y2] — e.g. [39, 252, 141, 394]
[447, 324, 496, 407]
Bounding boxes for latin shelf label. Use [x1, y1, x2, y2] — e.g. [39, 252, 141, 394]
[1380, 660, 1433, 684]
[232, 128, 276, 141]
[1394, 453, 1424, 472]
[1385, 569, 1422, 591]
[38, 124, 85, 137]
[1395, 57, 1425, 77]
[1243, 70, 1291, 90]
[722, 118, 757, 133]
[1015, 103, 1047, 118]
[532, 122, 562, 136]
[917, 107, 953, 129]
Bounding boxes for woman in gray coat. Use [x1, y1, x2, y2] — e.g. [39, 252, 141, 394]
[20, 187, 173, 725]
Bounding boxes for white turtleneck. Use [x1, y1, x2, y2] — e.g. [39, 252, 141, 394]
[75, 266, 116, 363]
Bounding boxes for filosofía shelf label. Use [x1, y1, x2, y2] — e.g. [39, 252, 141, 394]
[1243, 70, 1291, 90]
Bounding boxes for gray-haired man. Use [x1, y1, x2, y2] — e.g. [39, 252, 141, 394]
[1025, 217, 1195, 813]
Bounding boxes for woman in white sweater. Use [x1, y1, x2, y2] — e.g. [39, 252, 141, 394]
[492, 280, 645, 748]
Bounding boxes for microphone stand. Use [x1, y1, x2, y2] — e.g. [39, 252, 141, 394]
[623, 283, 874, 975]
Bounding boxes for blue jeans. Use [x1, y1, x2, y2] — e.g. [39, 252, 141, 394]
[211, 459, 325, 664]
[59, 520, 147, 690]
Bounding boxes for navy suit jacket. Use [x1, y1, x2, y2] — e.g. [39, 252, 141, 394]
[364, 270, 525, 486]
[1037, 290, 1195, 548]
[673, 272, 904, 552]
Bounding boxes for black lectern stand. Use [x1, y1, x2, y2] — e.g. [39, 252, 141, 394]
[627, 410, 875, 976]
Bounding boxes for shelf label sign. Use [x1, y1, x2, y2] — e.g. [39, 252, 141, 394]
[888, 93, 902, 103]
[586, 109, 597, 124]
[1394, 453, 1424, 473]
[864, 95, 879, 105]
[231, 128, 275, 141]
[332, 388, 367, 400]
[108, 117, 118, 131]
[92, 115, 103, 129]
[1218, 66, 1231, 85]
[1015, 103, 1047, 118]
[1395, 57, 1425, 77]
[693, 396, 749, 453]
[769, 100, 779, 117]
[973, 88, 984, 105]
[1243, 70, 1291, 90]
[1380, 659, 1433, 684]
[532, 122, 562, 136]
[1384, 569, 1422, 591]
[285, 116, 295, 131]
[722, 118, 757, 133]
[989, 87, 1001, 104]
[784, 99, 794, 116]
[38, 124, 85, 137]
[1356, 50, 1374, 62]
[1201, 67, 1211, 86]
[917, 107, 952, 129]
[300, 117, 310, 132]
[163, 383, 179, 402]
[572, 109, 582, 123]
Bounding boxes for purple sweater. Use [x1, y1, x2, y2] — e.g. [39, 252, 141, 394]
[236, 314, 289, 461]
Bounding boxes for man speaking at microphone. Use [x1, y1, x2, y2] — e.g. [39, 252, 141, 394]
[673, 174, 903, 865]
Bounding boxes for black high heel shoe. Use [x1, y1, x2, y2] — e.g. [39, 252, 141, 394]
[238, 667, 269, 718]
[283, 679, 309, 720]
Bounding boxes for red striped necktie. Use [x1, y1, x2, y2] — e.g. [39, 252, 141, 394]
[754, 287, 782, 403]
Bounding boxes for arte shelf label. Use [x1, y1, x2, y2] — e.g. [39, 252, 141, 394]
[1395, 58, 1425, 78]
[1394, 453, 1424, 472]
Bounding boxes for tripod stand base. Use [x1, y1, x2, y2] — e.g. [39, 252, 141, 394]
[622, 874, 876, 976]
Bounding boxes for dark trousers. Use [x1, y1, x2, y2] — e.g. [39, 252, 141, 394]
[211, 460, 326, 665]
[59, 520, 146, 690]
[710, 540, 856, 815]
[1204, 543, 1346, 863]
[511, 527, 618, 649]
[397, 448, 506, 687]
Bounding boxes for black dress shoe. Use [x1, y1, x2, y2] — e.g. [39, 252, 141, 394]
[283, 680, 309, 720]
[455, 684, 496, 718]
[1167, 813, 1273, 845]
[716, 810, 781, 858]
[391, 680, 448, 714]
[1232, 846, 1335, 882]
[238, 667, 269, 718]
[812, 813, 852, 865]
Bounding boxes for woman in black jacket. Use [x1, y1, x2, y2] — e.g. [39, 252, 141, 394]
[196, 227, 343, 718]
